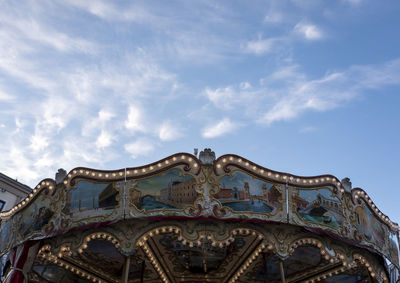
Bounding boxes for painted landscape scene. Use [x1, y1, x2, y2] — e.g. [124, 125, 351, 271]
[355, 205, 386, 248]
[131, 169, 198, 211]
[295, 188, 344, 228]
[388, 232, 400, 266]
[64, 181, 119, 217]
[216, 171, 282, 214]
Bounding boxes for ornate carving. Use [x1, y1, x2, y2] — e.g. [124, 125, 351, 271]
[199, 148, 216, 165]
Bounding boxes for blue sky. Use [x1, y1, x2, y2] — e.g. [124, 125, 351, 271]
[0, 0, 399, 224]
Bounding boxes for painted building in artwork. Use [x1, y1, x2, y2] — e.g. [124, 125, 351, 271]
[160, 178, 198, 204]
[293, 195, 309, 208]
[267, 185, 281, 203]
[214, 182, 250, 200]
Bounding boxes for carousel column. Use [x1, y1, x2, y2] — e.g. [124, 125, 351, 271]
[279, 260, 286, 283]
[122, 255, 131, 283]
[3, 241, 39, 283]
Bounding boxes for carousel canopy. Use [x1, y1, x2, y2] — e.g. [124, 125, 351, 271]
[0, 149, 399, 283]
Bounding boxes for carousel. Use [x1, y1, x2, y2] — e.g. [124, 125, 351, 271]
[0, 149, 399, 283]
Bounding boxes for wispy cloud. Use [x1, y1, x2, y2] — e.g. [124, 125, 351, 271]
[0, 15, 97, 54]
[244, 37, 281, 55]
[203, 59, 400, 127]
[124, 138, 155, 159]
[294, 21, 323, 40]
[259, 59, 400, 125]
[299, 126, 317, 133]
[125, 104, 147, 134]
[0, 89, 14, 101]
[202, 118, 239, 138]
[158, 121, 183, 141]
[95, 130, 114, 149]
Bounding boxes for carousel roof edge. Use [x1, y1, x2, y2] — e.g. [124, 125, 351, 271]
[1, 151, 399, 232]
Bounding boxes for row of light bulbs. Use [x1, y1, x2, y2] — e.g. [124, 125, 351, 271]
[354, 189, 399, 230]
[141, 242, 169, 283]
[63, 154, 200, 186]
[38, 245, 107, 283]
[304, 253, 387, 283]
[77, 232, 120, 254]
[137, 226, 264, 249]
[0, 180, 55, 218]
[216, 155, 342, 187]
[228, 242, 266, 283]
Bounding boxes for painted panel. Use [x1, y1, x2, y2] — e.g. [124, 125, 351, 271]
[290, 187, 344, 232]
[216, 170, 284, 217]
[0, 219, 13, 252]
[355, 204, 399, 267]
[14, 191, 55, 240]
[388, 231, 400, 267]
[63, 181, 119, 218]
[129, 168, 197, 212]
[354, 205, 386, 247]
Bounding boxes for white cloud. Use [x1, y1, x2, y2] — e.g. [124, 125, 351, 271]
[294, 22, 323, 40]
[98, 109, 115, 122]
[0, 16, 97, 54]
[124, 139, 154, 159]
[29, 133, 49, 152]
[158, 121, 182, 141]
[0, 93, 12, 100]
[204, 87, 236, 109]
[299, 126, 317, 133]
[61, 0, 158, 24]
[95, 130, 113, 149]
[0, 88, 14, 101]
[264, 12, 283, 23]
[244, 37, 278, 55]
[259, 59, 400, 125]
[202, 118, 239, 138]
[240, 82, 251, 90]
[269, 65, 305, 81]
[125, 104, 146, 134]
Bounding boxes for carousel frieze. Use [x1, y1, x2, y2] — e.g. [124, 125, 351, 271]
[0, 149, 398, 282]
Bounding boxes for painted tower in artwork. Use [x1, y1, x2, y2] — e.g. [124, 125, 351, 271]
[244, 182, 250, 199]
[262, 183, 268, 198]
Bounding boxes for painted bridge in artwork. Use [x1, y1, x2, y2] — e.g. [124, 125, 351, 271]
[0, 149, 399, 283]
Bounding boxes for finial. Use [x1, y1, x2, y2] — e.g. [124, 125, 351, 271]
[341, 177, 352, 193]
[55, 168, 67, 185]
[199, 148, 216, 165]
